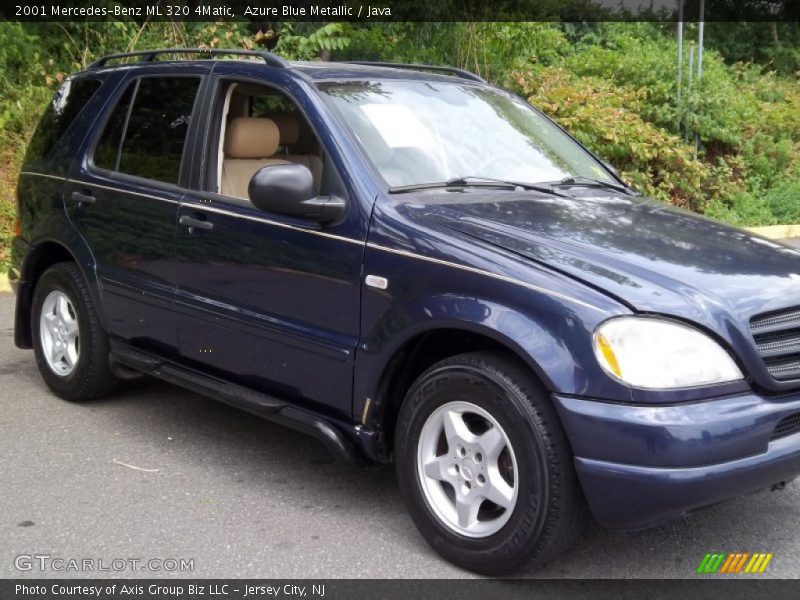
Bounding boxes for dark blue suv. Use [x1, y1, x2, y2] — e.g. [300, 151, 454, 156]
[10, 48, 800, 574]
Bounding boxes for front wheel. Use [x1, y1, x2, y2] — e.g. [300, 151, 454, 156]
[394, 351, 585, 575]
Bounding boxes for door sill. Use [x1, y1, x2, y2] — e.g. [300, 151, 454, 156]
[109, 339, 369, 467]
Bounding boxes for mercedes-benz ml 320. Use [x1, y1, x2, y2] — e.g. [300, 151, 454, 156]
[10, 49, 800, 574]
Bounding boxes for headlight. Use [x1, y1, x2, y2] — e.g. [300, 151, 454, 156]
[593, 317, 743, 389]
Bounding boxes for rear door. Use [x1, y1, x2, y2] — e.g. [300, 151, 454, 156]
[66, 67, 208, 353]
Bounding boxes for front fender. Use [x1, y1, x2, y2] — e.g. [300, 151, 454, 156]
[359, 293, 580, 392]
[355, 197, 639, 426]
[354, 280, 632, 436]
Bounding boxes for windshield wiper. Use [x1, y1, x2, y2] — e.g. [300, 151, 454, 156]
[389, 176, 570, 197]
[552, 176, 636, 195]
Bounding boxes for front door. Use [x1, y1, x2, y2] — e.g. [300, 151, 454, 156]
[173, 77, 366, 415]
[67, 70, 206, 354]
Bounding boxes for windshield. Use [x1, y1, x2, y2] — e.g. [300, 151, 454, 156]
[320, 80, 615, 189]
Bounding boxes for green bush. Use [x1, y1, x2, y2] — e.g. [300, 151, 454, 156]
[764, 180, 800, 224]
[514, 67, 716, 209]
[558, 23, 761, 150]
[705, 191, 778, 227]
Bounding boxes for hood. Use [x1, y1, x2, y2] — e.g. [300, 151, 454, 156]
[409, 190, 800, 323]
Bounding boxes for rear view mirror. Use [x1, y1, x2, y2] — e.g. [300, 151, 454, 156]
[248, 164, 345, 223]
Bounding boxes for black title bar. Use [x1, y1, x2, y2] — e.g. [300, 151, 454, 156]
[2, 0, 800, 22]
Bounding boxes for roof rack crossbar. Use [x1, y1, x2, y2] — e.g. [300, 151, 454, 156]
[88, 48, 289, 70]
[342, 61, 485, 83]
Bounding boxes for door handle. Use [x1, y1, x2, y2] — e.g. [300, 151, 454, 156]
[179, 215, 214, 232]
[71, 191, 96, 207]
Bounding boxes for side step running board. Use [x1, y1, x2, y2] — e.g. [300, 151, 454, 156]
[109, 340, 368, 467]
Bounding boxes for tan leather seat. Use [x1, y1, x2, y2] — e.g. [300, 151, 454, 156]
[270, 114, 323, 191]
[221, 117, 289, 199]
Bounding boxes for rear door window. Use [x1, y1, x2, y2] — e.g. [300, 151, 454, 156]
[93, 82, 135, 172]
[92, 76, 201, 185]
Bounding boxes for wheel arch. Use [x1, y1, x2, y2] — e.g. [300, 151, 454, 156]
[14, 238, 100, 348]
[357, 311, 570, 463]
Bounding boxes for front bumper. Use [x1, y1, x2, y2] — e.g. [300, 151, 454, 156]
[553, 391, 800, 530]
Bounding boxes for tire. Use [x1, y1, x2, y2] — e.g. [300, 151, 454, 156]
[31, 262, 119, 401]
[394, 351, 585, 575]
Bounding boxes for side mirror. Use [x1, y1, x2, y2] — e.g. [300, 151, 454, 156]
[248, 163, 345, 223]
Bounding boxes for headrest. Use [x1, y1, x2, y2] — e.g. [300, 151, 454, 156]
[270, 114, 300, 146]
[224, 117, 280, 159]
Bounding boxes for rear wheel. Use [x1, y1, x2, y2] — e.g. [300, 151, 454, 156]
[31, 262, 119, 401]
[395, 351, 585, 575]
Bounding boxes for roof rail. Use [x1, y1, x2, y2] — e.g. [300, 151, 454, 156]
[341, 61, 485, 83]
[88, 48, 289, 70]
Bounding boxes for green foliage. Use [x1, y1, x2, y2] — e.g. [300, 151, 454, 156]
[0, 23, 53, 136]
[273, 23, 351, 60]
[185, 21, 258, 50]
[514, 67, 714, 209]
[341, 22, 570, 82]
[705, 22, 800, 75]
[764, 180, 800, 224]
[555, 23, 759, 149]
[705, 191, 778, 227]
[456, 23, 570, 82]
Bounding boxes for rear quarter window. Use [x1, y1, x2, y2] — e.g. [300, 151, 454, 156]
[25, 78, 102, 162]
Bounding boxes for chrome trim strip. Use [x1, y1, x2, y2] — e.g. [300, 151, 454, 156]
[79, 180, 180, 204]
[24, 173, 180, 204]
[19, 171, 67, 182]
[180, 202, 365, 245]
[366, 242, 605, 312]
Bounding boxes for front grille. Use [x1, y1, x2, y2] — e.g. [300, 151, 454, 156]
[752, 308, 800, 332]
[751, 307, 800, 380]
[772, 413, 800, 441]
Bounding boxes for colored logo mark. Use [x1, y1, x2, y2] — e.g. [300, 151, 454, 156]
[696, 552, 774, 574]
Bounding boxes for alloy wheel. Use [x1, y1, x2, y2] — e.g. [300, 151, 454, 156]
[39, 290, 80, 377]
[416, 400, 519, 538]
